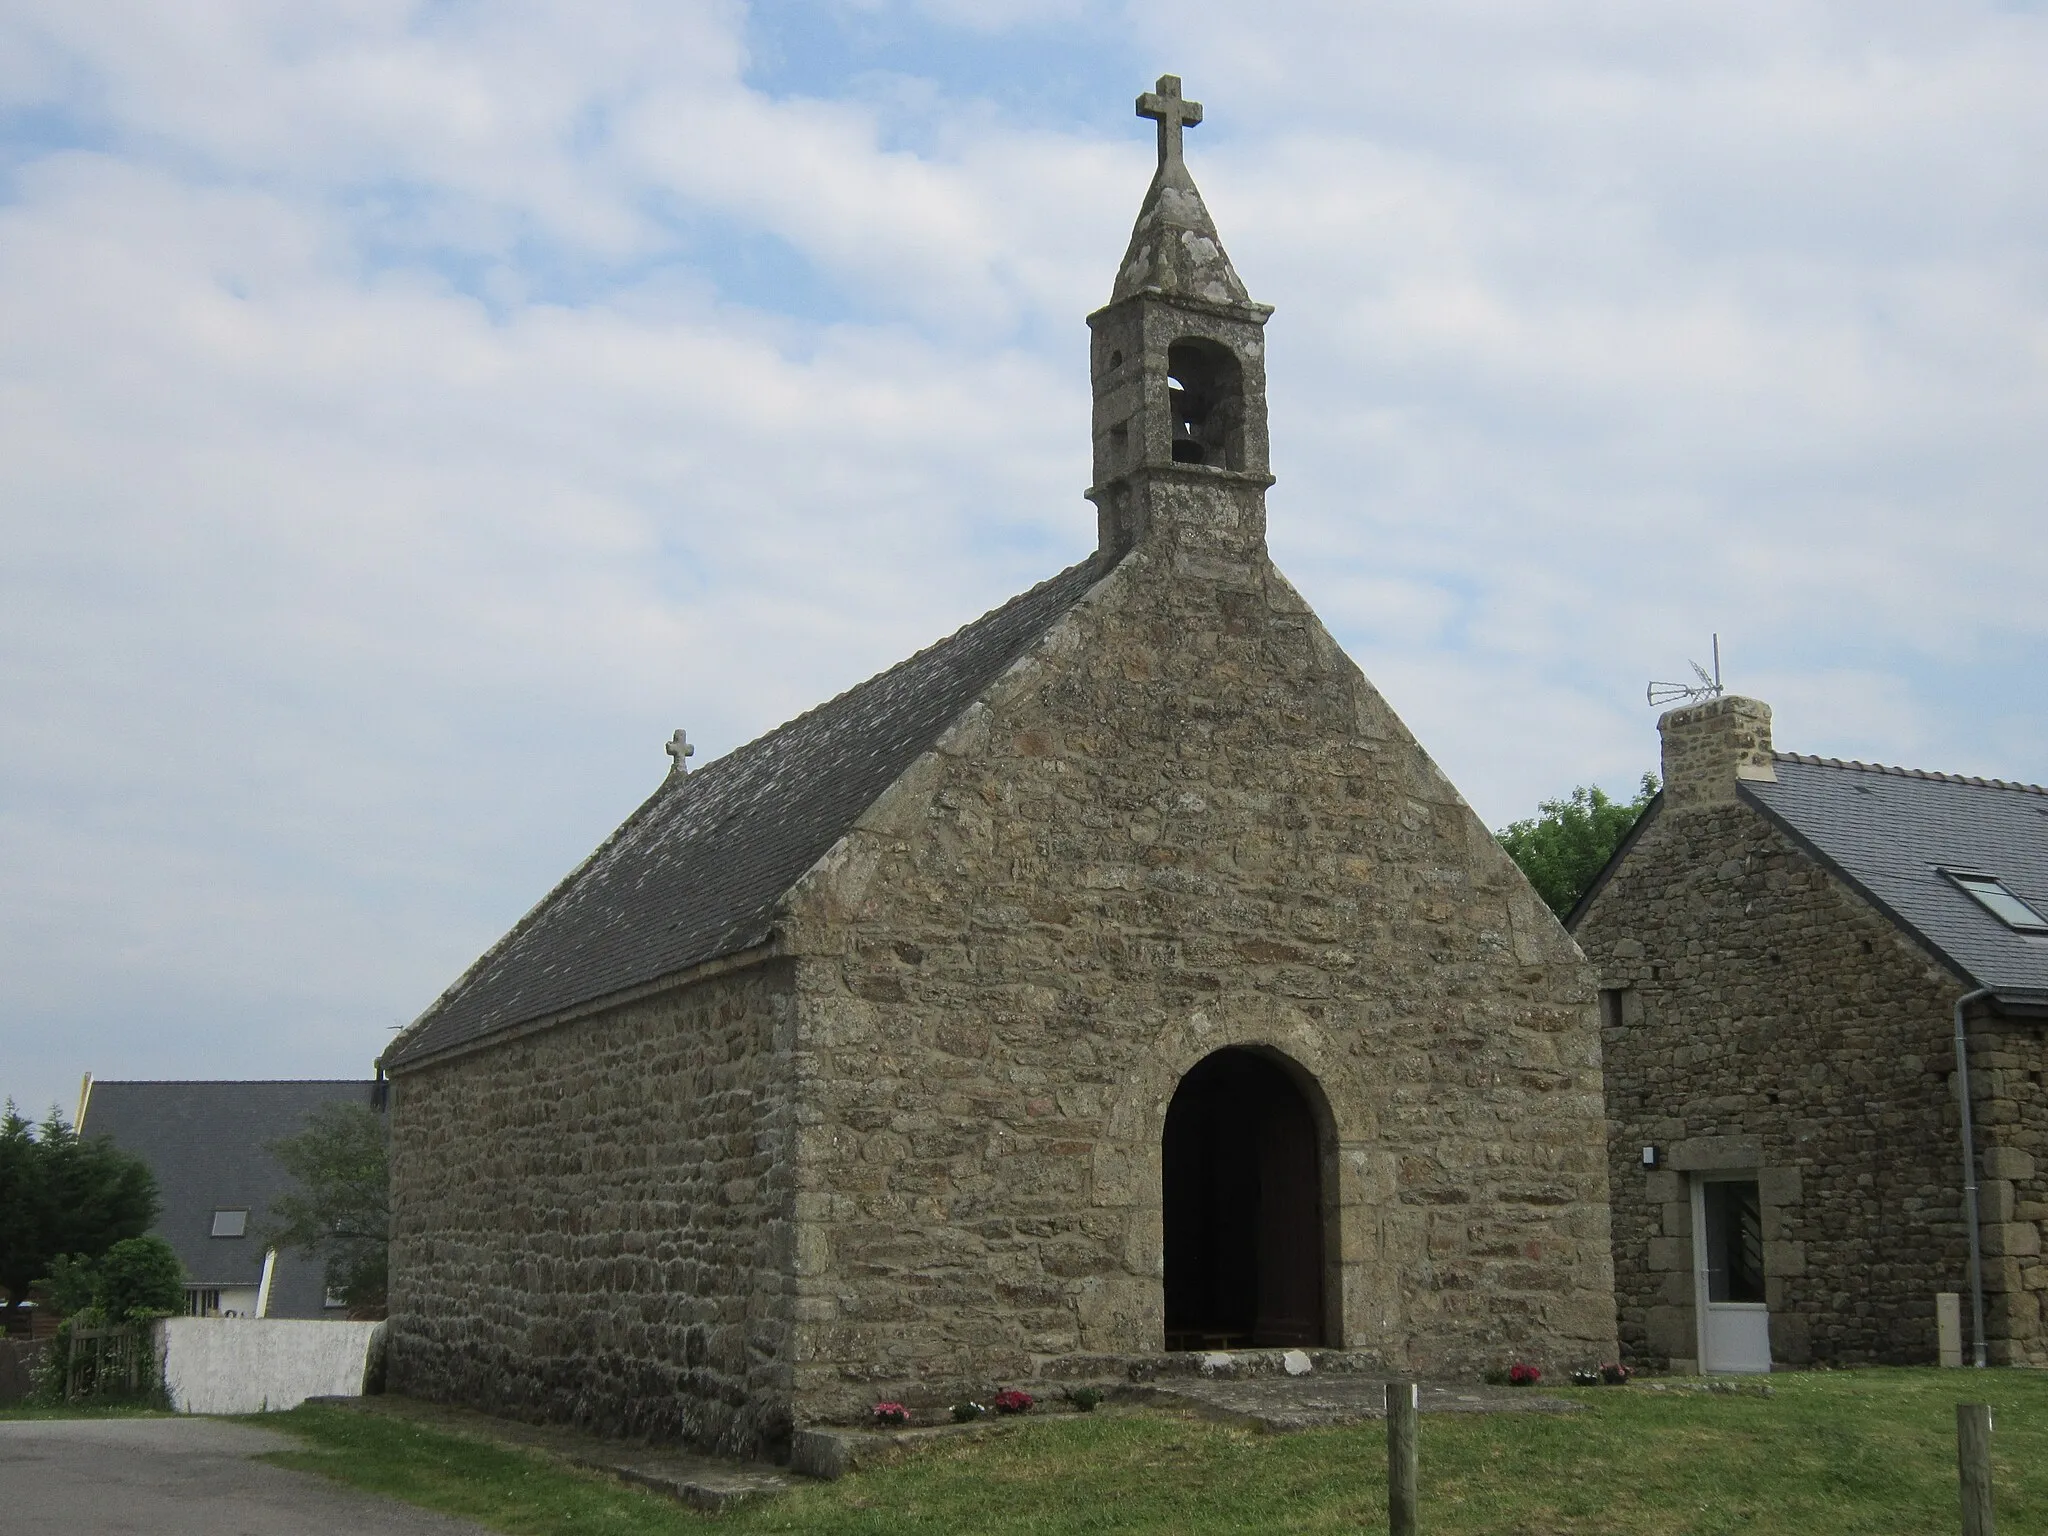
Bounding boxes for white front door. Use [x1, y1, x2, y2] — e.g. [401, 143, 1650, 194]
[1693, 1174, 1771, 1374]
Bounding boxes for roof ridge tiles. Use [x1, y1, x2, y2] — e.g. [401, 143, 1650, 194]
[90, 1078, 374, 1086]
[1772, 751, 2048, 797]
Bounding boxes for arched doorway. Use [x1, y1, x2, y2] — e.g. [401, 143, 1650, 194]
[1162, 1047, 1328, 1351]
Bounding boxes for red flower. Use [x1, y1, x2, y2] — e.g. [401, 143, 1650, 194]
[991, 1389, 1035, 1415]
[1507, 1362, 1542, 1386]
[871, 1401, 911, 1426]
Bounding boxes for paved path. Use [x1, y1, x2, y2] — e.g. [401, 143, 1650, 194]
[0, 1417, 493, 1536]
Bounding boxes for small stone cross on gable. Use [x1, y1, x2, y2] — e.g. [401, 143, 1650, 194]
[665, 728, 694, 775]
[1137, 75, 1203, 168]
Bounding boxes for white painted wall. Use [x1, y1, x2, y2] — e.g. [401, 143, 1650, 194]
[157, 1317, 385, 1414]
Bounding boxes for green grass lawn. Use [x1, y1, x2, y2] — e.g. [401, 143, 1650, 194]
[259, 1369, 2048, 1535]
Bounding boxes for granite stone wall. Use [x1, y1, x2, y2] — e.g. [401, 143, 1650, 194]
[1578, 760, 2047, 1369]
[779, 529, 1617, 1425]
[386, 961, 800, 1456]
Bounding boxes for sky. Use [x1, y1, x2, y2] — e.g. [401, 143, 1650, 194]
[3, 1, 2044, 1121]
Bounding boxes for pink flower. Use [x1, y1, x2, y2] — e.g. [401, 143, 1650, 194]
[872, 1401, 910, 1426]
[991, 1389, 1035, 1415]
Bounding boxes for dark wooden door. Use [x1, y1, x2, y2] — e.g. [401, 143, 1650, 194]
[1252, 1094, 1323, 1346]
[1162, 1048, 1325, 1351]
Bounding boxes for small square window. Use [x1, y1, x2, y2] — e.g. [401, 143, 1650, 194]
[324, 1288, 347, 1309]
[1598, 987, 1630, 1031]
[1944, 871, 2048, 935]
[210, 1208, 248, 1238]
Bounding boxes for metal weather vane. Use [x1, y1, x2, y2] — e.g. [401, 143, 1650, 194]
[1647, 634, 1725, 707]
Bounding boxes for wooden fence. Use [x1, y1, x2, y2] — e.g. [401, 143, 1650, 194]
[64, 1322, 152, 1401]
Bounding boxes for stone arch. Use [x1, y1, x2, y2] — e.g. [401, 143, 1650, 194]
[1093, 1012, 1373, 1353]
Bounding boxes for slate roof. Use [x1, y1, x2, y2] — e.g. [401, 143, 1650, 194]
[384, 556, 1108, 1069]
[1742, 755, 2048, 1007]
[79, 1079, 380, 1318]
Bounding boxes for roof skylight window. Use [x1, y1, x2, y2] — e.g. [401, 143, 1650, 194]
[211, 1208, 248, 1238]
[1944, 872, 2048, 935]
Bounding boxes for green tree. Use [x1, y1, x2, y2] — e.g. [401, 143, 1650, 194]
[39, 1237, 184, 1322]
[264, 1101, 389, 1315]
[0, 1104, 159, 1327]
[1498, 773, 1659, 919]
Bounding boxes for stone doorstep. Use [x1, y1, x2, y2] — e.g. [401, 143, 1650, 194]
[299, 1395, 795, 1513]
[1110, 1346, 1375, 1381]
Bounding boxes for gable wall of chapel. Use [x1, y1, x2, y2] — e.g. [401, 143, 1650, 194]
[779, 539, 1616, 1425]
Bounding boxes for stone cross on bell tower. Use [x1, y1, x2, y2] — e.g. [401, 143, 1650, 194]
[1137, 74, 1203, 168]
[1086, 76, 1274, 563]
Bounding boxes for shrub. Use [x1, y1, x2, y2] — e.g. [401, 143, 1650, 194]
[950, 1401, 986, 1423]
[991, 1389, 1034, 1415]
[1507, 1362, 1542, 1387]
[35, 1254, 102, 1319]
[94, 1237, 185, 1321]
[34, 1236, 183, 1324]
[1601, 1362, 1633, 1385]
[1064, 1385, 1105, 1413]
[871, 1401, 910, 1427]
[1571, 1369, 1601, 1387]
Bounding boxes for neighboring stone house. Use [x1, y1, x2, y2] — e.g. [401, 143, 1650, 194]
[380, 78, 1615, 1458]
[1575, 696, 2048, 1373]
[79, 1077, 383, 1320]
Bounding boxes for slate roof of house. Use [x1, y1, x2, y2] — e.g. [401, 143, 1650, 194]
[1742, 754, 2048, 1007]
[384, 556, 1108, 1069]
[79, 1079, 380, 1317]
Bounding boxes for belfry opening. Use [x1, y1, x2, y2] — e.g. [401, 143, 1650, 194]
[1166, 339, 1242, 467]
[1162, 1047, 1329, 1351]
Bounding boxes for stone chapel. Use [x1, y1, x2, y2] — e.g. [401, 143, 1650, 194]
[380, 78, 1616, 1458]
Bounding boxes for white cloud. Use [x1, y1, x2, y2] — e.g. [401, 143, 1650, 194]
[1, 0, 2044, 1116]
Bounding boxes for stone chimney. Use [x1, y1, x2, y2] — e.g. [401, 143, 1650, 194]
[1658, 695, 1776, 811]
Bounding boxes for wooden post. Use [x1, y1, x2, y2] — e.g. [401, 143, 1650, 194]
[1386, 1380, 1419, 1536]
[1957, 1402, 1995, 1536]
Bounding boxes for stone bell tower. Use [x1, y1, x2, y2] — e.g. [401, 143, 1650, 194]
[1088, 75, 1275, 564]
